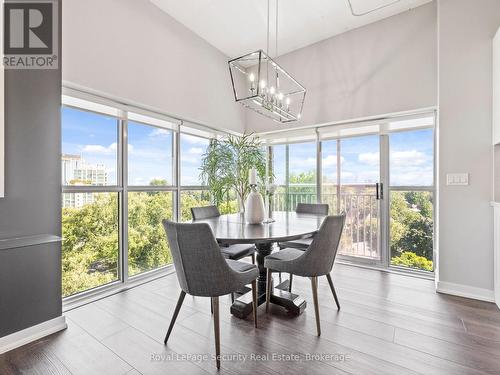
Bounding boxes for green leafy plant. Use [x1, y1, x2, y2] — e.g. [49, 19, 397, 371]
[391, 251, 433, 271]
[200, 133, 266, 210]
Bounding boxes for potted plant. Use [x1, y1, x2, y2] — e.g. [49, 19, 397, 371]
[200, 133, 267, 212]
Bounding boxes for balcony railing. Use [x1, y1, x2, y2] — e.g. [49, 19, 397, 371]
[272, 184, 379, 260]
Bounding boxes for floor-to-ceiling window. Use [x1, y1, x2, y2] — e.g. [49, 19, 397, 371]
[61, 94, 229, 298]
[389, 128, 434, 272]
[61, 106, 121, 296]
[268, 113, 435, 273]
[126, 116, 176, 276]
[269, 144, 287, 210]
[270, 142, 317, 211]
[324, 135, 381, 261]
[179, 131, 212, 221]
[288, 142, 317, 208]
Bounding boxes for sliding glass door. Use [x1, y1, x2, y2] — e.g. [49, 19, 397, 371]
[339, 135, 382, 261]
[321, 135, 383, 264]
[269, 115, 436, 273]
[388, 129, 434, 272]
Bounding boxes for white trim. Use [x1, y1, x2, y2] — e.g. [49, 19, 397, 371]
[337, 259, 434, 280]
[63, 265, 175, 312]
[436, 281, 495, 303]
[0, 316, 67, 354]
[256, 107, 437, 137]
[62, 82, 243, 137]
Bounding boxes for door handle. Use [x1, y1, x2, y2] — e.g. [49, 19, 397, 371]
[376, 183, 383, 200]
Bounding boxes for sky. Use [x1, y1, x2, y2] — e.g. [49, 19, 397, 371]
[62, 107, 208, 186]
[273, 129, 434, 187]
[62, 107, 433, 188]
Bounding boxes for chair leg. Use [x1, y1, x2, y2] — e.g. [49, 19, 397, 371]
[251, 280, 258, 328]
[288, 274, 293, 292]
[210, 298, 213, 314]
[326, 273, 340, 310]
[251, 253, 255, 264]
[266, 268, 272, 313]
[311, 277, 321, 336]
[231, 293, 234, 304]
[164, 290, 186, 344]
[212, 296, 221, 370]
[279, 272, 282, 283]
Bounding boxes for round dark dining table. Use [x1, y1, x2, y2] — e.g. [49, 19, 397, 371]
[193, 211, 326, 318]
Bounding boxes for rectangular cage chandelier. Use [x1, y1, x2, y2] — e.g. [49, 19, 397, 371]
[228, 50, 306, 123]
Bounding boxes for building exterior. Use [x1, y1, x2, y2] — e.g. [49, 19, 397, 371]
[62, 154, 108, 208]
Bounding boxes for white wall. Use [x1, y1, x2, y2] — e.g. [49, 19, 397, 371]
[62, 0, 245, 133]
[62, 0, 500, 300]
[437, 0, 500, 297]
[246, 2, 437, 133]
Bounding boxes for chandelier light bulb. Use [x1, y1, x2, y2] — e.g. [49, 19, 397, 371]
[297, 113, 302, 119]
[228, 0, 306, 122]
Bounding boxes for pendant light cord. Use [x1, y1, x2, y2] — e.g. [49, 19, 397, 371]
[266, 0, 270, 56]
[275, 0, 278, 57]
[266, 0, 279, 57]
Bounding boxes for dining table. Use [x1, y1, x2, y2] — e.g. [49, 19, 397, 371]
[193, 211, 326, 319]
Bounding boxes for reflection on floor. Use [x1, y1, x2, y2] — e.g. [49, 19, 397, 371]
[2, 264, 500, 374]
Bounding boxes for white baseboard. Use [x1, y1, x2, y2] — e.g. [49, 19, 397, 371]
[0, 316, 67, 354]
[436, 281, 495, 303]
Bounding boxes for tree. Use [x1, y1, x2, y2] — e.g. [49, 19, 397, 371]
[390, 191, 433, 261]
[62, 186, 238, 296]
[62, 193, 119, 296]
[200, 134, 266, 210]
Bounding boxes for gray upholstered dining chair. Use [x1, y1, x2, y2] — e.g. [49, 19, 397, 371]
[162, 220, 259, 369]
[191, 206, 256, 265]
[278, 203, 329, 291]
[279, 203, 329, 250]
[265, 213, 346, 336]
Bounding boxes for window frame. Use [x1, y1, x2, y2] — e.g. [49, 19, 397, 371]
[266, 114, 437, 277]
[61, 106, 123, 297]
[61, 97, 217, 303]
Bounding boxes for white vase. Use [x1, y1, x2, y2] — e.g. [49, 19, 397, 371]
[245, 187, 265, 224]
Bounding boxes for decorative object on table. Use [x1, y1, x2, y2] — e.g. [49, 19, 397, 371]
[245, 168, 266, 224]
[200, 133, 267, 212]
[263, 183, 277, 223]
[228, 0, 306, 123]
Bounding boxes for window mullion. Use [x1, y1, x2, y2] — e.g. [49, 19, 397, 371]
[175, 129, 181, 222]
[120, 114, 129, 284]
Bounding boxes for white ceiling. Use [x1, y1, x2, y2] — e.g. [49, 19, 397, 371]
[150, 0, 432, 58]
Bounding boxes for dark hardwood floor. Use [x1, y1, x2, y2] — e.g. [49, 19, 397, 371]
[2, 263, 500, 374]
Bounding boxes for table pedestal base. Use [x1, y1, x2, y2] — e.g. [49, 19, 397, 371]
[230, 243, 307, 319]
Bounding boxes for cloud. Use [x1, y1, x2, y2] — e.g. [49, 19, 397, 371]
[391, 165, 433, 186]
[182, 134, 209, 145]
[134, 177, 145, 184]
[322, 155, 345, 167]
[358, 152, 379, 166]
[288, 154, 345, 172]
[188, 147, 203, 155]
[358, 150, 429, 168]
[391, 150, 428, 167]
[181, 155, 201, 164]
[149, 128, 170, 138]
[83, 142, 117, 155]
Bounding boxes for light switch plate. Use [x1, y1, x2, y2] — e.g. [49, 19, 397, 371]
[446, 173, 469, 186]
